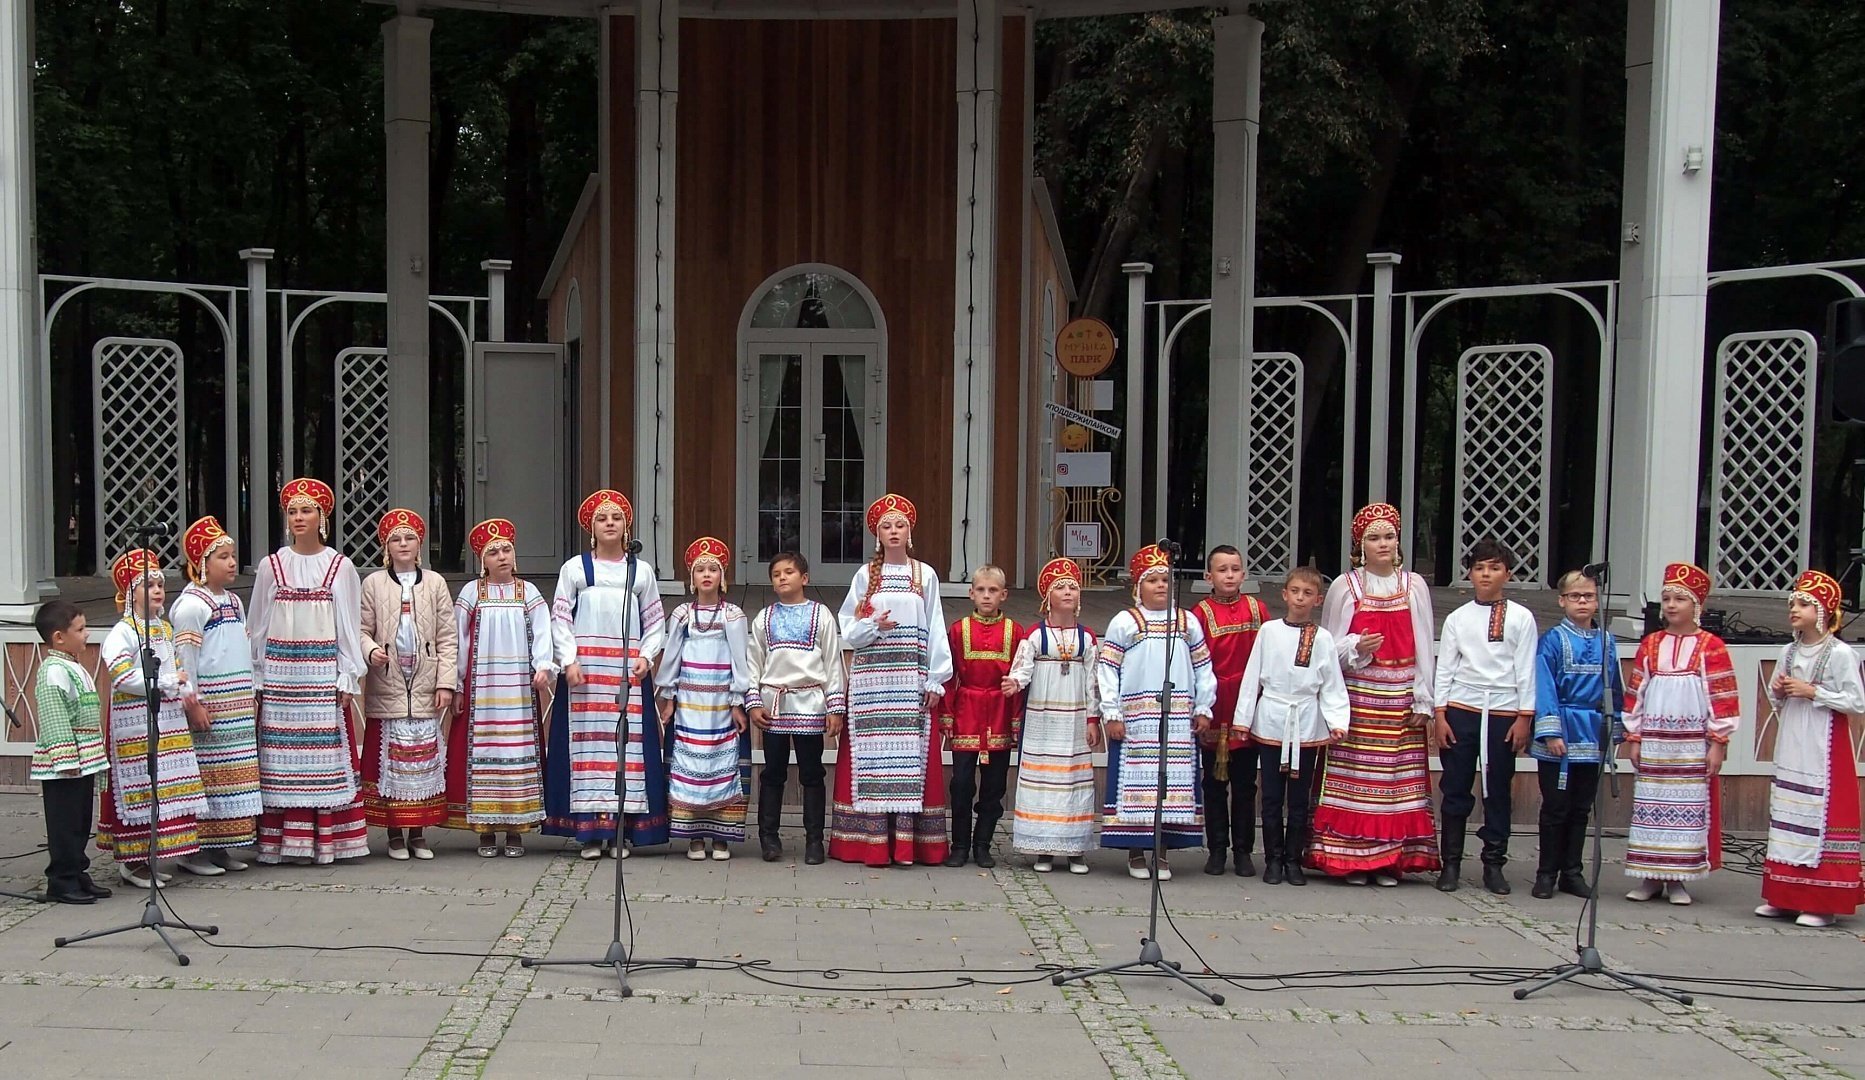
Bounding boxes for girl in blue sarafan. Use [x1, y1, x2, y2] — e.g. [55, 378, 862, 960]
[1527, 568, 1624, 900]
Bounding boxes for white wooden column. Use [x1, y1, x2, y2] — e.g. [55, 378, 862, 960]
[383, 12, 432, 524]
[240, 247, 274, 563]
[482, 259, 511, 342]
[1204, 14, 1264, 558]
[635, 0, 676, 569]
[1607, 0, 1720, 618]
[1121, 262, 1150, 557]
[950, 0, 1002, 582]
[0, 0, 48, 614]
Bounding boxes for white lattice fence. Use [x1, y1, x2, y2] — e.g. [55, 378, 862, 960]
[1243, 351, 1303, 577]
[1708, 330, 1818, 595]
[335, 347, 392, 567]
[91, 337, 187, 569]
[1452, 344, 1553, 584]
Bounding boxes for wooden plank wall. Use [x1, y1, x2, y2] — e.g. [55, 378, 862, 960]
[987, 15, 1027, 584]
[545, 191, 606, 481]
[672, 19, 959, 571]
[606, 15, 638, 499]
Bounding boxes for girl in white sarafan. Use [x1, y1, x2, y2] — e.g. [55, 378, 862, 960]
[656, 536, 753, 860]
[1008, 557, 1102, 874]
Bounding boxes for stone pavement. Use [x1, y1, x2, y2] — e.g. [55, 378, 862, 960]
[0, 794, 1858, 1079]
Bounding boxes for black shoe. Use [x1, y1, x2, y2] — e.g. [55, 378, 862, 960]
[801, 786, 827, 866]
[758, 783, 786, 862]
[944, 847, 970, 868]
[42, 890, 93, 905]
[1203, 851, 1226, 876]
[973, 844, 996, 870]
[761, 836, 783, 862]
[1262, 859, 1285, 886]
[79, 877, 112, 899]
[804, 840, 826, 865]
[1483, 865, 1511, 896]
[1531, 872, 1557, 899]
[1435, 863, 1461, 892]
[1284, 860, 1307, 887]
[1233, 852, 1256, 878]
[1557, 871, 1593, 899]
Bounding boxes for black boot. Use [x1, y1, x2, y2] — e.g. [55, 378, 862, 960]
[1560, 817, 1593, 896]
[1260, 821, 1285, 885]
[1204, 850, 1226, 875]
[1531, 872, 1558, 899]
[972, 811, 999, 869]
[759, 783, 785, 862]
[945, 811, 973, 867]
[1481, 839, 1511, 895]
[1283, 824, 1308, 886]
[802, 787, 827, 865]
[1436, 821, 1465, 892]
[1531, 819, 1561, 898]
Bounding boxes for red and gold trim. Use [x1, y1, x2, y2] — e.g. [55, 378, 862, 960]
[377, 508, 426, 545]
[469, 518, 516, 558]
[182, 516, 234, 581]
[1793, 569, 1843, 634]
[110, 548, 161, 608]
[1663, 562, 1711, 607]
[278, 477, 334, 514]
[577, 488, 633, 533]
[865, 493, 917, 534]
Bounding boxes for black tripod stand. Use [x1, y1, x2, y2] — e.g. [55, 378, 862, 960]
[56, 524, 219, 965]
[1514, 562, 1691, 1005]
[522, 539, 694, 996]
[1055, 543, 1224, 1005]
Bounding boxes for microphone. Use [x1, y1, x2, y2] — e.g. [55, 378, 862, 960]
[626, 538, 644, 555]
[1155, 537, 1184, 557]
[130, 521, 176, 537]
[1581, 561, 1609, 583]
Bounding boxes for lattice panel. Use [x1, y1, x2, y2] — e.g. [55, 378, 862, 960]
[1244, 352, 1304, 577]
[335, 348, 392, 567]
[1709, 331, 1817, 595]
[91, 338, 187, 569]
[1453, 345, 1553, 584]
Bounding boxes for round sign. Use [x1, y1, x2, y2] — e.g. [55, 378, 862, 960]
[1058, 423, 1092, 451]
[1056, 317, 1116, 378]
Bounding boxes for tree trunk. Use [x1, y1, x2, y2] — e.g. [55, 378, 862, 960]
[1079, 124, 1171, 322]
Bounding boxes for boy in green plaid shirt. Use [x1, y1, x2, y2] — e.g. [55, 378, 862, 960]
[31, 599, 111, 904]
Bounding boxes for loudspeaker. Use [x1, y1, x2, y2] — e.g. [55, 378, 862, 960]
[1827, 297, 1865, 424]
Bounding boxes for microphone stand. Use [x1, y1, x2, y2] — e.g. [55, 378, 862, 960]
[1055, 545, 1224, 1005]
[524, 537, 694, 996]
[1514, 561, 1691, 1004]
[57, 525, 219, 965]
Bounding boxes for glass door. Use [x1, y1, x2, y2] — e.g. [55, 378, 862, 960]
[748, 345, 877, 584]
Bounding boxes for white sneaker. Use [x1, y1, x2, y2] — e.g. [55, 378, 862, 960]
[177, 855, 225, 877]
[1666, 883, 1693, 906]
[1068, 856, 1090, 875]
[1754, 903, 1790, 919]
[1032, 856, 1054, 873]
[1795, 913, 1834, 928]
[687, 840, 708, 861]
[1625, 879, 1663, 902]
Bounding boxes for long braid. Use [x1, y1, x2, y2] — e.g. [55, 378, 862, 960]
[858, 543, 886, 618]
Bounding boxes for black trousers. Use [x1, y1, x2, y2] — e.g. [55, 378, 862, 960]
[760, 732, 826, 790]
[948, 750, 1011, 846]
[42, 773, 95, 897]
[1536, 759, 1601, 875]
[1257, 745, 1318, 859]
[1437, 705, 1517, 864]
[1200, 744, 1258, 856]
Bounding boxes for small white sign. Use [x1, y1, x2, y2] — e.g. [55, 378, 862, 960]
[1044, 401, 1121, 439]
[1086, 380, 1115, 412]
[1064, 523, 1102, 558]
[1054, 451, 1113, 488]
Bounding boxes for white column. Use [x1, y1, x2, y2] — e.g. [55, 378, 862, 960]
[597, 6, 616, 484]
[481, 259, 511, 343]
[0, 0, 48, 615]
[1120, 263, 1150, 559]
[1607, 0, 1720, 619]
[241, 248, 273, 563]
[1204, 14, 1263, 557]
[383, 13, 432, 522]
[1364, 252, 1401, 505]
[950, 0, 1002, 582]
[635, 0, 677, 569]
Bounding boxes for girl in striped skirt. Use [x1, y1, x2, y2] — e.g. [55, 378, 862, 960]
[1009, 557, 1102, 872]
[656, 537, 753, 859]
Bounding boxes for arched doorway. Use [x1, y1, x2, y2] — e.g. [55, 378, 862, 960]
[737, 266, 888, 585]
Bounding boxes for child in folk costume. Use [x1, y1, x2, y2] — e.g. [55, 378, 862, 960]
[1755, 570, 1864, 927]
[1528, 569, 1623, 900]
[940, 565, 1023, 869]
[1430, 538, 1538, 896]
[834, 494, 954, 867]
[450, 518, 553, 857]
[97, 549, 207, 888]
[656, 537, 753, 860]
[248, 478, 370, 865]
[747, 552, 845, 865]
[1098, 545, 1218, 881]
[32, 600, 111, 904]
[359, 509, 459, 860]
[169, 516, 262, 872]
[1624, 562, 1739, 905]
[1311, 503, 1442, 886]
[1009, 558, 1102, 873]
[1192, 545, 1269, 877]
[1231, 566, 1350, 887]
[545, 489, 668, 860]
